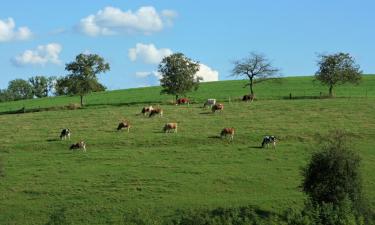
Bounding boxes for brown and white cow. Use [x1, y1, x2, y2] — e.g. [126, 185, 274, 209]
[141, 106, 154, 116]
[212, 103, 224, 113]
[220, 128, 235, 141]
[242, 94, 255, 102]
[176, 98, 190, 105]
[117, 120, 131, 132]
[70, 141, 86, 152]
[163, 123, 178, 133]
[149, 108, 163, 117]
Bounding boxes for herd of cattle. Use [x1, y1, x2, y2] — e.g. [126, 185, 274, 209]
[61, 94, 277, 151]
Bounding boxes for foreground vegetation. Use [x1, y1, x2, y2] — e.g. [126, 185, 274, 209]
[0, 76, 374, 224]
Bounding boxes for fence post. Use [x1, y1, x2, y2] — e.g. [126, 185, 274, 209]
[228, 96, 231, 104]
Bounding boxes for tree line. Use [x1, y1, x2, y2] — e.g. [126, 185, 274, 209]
[0, 53, 109, 105]
[0, 51, 363, 105]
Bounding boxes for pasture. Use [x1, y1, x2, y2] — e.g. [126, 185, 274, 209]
[0, 76, 374, 224]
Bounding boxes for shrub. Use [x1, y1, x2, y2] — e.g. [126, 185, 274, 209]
[302, 130, 362, 206]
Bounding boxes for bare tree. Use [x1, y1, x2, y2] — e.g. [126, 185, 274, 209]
[232, 52, 279, 95]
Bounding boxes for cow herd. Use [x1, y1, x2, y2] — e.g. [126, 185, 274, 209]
[60, 95, 277, 152]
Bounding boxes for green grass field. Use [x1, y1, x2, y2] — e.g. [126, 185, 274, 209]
[0, 76, 374, 224]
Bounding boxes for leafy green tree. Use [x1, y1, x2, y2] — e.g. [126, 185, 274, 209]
[28, 76, 55, 98]
[302, 130, 363, 207]
[0, 89, 14, 102]
[159, 53, 201, 101]
[7, 79, 33, 100]
[315, 52, 362, 97]
[232, 52, 279, 95]
[64, 53, 110, 106]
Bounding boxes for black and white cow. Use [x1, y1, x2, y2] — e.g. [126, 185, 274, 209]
[60, 128, 71, 140]
[261, 136, 277, 148]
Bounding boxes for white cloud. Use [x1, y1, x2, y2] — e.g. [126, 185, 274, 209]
[78, 6, 177, 36]
[0, 18, 32, 42]
[12, 43, 62, 66]
[135, 71, 152, 78]
[129, 43, 172, 64]
[196, 63, 219, 82]
[161, 10, 178, 26]
[135, 71, 162, 79]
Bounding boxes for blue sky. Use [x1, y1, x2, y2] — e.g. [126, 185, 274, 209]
[1, 0, 374, 90]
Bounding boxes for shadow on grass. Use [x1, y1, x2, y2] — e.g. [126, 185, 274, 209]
[86, 100, 163, 108]
[250, 146, 263, 149]
[199, 112, 213, 115]
[208, 135, 221, 139]
[47, 138, 60, 142]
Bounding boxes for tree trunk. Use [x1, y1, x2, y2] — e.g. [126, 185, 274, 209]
[80, 95, 84, 107]
[249, 77, 254, 95]
[329, 85, 334, 97]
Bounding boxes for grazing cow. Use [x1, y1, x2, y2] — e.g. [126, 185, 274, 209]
[149, 108, 163, 117]
[60, 128, 71, 140]
[141, 106, 154, 116]
[261, 136, 277, 148]
[70, 141, 86, 152]
[176, 98, 190, 105]
[220, 128, 235, 141]
[212, 103, 224, 113]
[163, 123, 178, 133]
[203, 99, 216, 108]
[242, 94, 255, 102]
[117, 121, 131, 132]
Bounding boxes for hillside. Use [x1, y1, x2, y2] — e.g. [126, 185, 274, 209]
[0, 75, 374, 113]
[0, 76, 374, 224]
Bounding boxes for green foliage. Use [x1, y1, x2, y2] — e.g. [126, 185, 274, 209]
[7, 79, 34, 100]
[168, 206, 281, 225]
[302, 130, 362, 206]
[0, 89, 14, 102]
[29, 76, 55, 98]
[315, 52, 362, 97]
[232, 52, 279, 95]
[283, 198, 368, 225]
[64, 53, 110, 106]
[159, 53, 201, 101]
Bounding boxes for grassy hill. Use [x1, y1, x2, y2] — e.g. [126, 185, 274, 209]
[0, 76, 374, 224]
[0, 75, 374, 113]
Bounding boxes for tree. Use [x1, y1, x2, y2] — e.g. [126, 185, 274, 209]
[315, 52, 362, 97]
[28, 76, 55, 98]
[7, 79, 33, 100]
[302, 130, 363, 207]
[64, 53, 110, 106]
[0, 89, 14, 102]
[232, 52, 279, 95]
[159, 53, 201, 102]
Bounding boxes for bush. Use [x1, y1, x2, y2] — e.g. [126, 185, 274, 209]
[301, 130, 374, 224]
[283, 198, 366, 225]
[302, 130, 362, 206]
[167, 206, 282, 225]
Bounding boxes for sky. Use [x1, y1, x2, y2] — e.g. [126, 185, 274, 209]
[0, 0, 374, 90]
